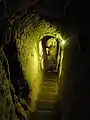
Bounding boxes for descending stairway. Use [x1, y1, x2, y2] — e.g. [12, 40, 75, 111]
[32, 72, 59, 120]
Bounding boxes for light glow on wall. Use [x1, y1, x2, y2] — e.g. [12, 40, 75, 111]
[61, 40, 65, 45]
[39, 41, 44, 69]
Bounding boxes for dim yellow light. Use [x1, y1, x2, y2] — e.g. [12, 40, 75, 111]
[61, 40, 65, 45]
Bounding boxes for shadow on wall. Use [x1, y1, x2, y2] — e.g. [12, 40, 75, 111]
[3, 40, 30, 100]
[58, 34, 85, 120]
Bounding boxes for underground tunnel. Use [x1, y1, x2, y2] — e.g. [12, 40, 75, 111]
[0, 9, 79, 120]
[0, 0, 89, 120]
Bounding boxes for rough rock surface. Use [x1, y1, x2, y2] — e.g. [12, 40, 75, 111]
[0, 48, 29, 120]
[0, 48, 20, 120]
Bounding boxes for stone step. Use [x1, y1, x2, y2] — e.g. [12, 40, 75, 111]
[43, 78, 57, 82]
[33, 110, 56, 120]
[38, 92, 57, 101]
[41, 81, 58, 86]
[37, 98, 57, 103]
[36, 100, 57, 110]
[43, 73, 58, 77]
[40, 86, 58, 93]
[46, 78, 57, 80]
[39, 92, 57, 98]
[40, 82, 58, 93]
[41, 83, 58, 89]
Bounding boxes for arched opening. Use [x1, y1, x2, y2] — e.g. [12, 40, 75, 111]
[39, 35, 61, 75]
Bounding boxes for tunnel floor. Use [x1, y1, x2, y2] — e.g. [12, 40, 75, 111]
[31, 72, 59, 120]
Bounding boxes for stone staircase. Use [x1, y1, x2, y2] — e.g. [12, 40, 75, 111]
[32, 72, 59, 120]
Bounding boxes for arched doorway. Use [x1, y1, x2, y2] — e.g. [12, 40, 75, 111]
[39, 36, 61, 74]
